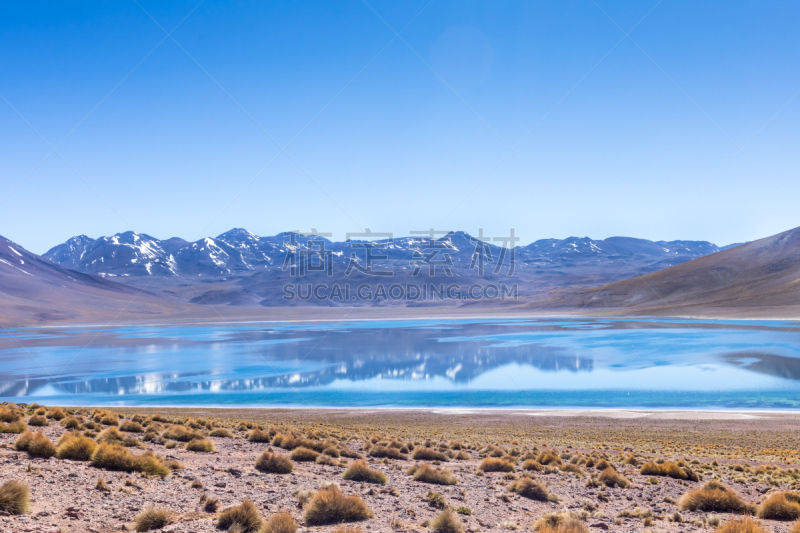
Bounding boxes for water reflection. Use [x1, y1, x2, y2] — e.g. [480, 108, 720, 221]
[0, 318, 798, 406]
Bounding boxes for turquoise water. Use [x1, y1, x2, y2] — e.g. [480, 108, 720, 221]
[1, 318, 799, 408]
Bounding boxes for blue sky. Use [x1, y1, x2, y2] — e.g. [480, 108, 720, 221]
[2, 1, 799, 254]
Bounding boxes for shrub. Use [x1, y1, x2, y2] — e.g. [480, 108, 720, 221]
[479, 457, 515, 473]
[120, 421, 143, 433]
[27, 415, 47, 427]
[758, 492, 800, 520]
[255, 452, 293, 474]
[15, 430, 56, 458]
[217, 500, 263, 533]
[641, 461, 691, 480]
[537, 452, 563, 466]
[162, 424, 201, 442]
[322, 447, 340, 457]
[100, 414, 119, 426]
[0, 480, 29, 515]
[430, 508, 464, 533]
[46, 407, 66, 420]
[413, 464, 458, 485]
[523, 459, 544, 471]
[90, 443, 170, 477]
[716, 517, 768, 533]
[412, 448, 449, 462]
[679, 481, 756, 514]
[538, 518, 589, 533]
[64, 418, 83, 431]
[133, 508, 172, 532]
[369, 445, 406, 460]
[598, 467, 630, 488]
[248, 428, 272, 442]
[0, 407, 22, 423]
[303, 485, 372, 525]
[343, 460, 386, 484]
[95, 478, 111, 492]
[56, 433, 97, 460]
[508, 476, 552, 501]
[0, 420, 27, 434]
[210, 428, 233, 438]
[204, 496, 220, 512]
[261, 511, 297, 533]
[186, 438, 215, 452]
[290, 447, 319, 462]
[97, 426, 125, 444]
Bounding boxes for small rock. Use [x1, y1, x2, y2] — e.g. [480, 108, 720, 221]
[590, 523, 609, 530]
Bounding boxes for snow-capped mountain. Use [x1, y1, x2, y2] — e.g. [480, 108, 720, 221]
[44, 228, 725, 283]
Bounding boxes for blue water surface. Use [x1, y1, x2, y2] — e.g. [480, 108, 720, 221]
[1, 317, 799, 409]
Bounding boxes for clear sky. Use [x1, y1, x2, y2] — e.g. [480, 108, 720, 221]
[2, 1, 799, 254]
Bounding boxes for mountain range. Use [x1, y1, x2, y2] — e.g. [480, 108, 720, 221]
[6, 225, 800, 326]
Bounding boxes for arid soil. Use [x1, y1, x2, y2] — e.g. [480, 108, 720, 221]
[2, 407, 800, 533]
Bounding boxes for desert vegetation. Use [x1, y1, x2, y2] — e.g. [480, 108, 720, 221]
[2, 403, 800, 532]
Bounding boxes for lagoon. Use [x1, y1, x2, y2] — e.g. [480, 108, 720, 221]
[1, 318, 799, 409]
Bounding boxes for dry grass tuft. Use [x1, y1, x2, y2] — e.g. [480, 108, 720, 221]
[716, 517, 768, 533]
[210, 428, 233, 438]
[15, 430, 56, 458]
[248, 428, 273, 442]
[412, 464, 458, 485]
[185, 438, 215, 452]
[412, 448, 449, 462]
[537, 518, 589, 533]
[537, 452, 563, 466]
[95, 478, 111, 492]
[120, 420, 143, 433]
[758, 491, 800, 520]
[369, 445, 407, 460]
[27, 415, 47, 427]
[56, 433, 97, 460]
[290, 446, 319, 462]
[343, 460, 387, 484]
[90, 443, 170, 477]
[255, 451, 294, 474]
[217, 500, 263, 533]
[598, 467, 630, 488]
[303, 485, 372, 525]
[162, 424, 201, 442]
[132, 507, 172, 532]
[479, 457, 515, 473]
[679, 481, 756, 514]
[261, 511, 298, 533]
[508, 476, 554, 502]
[430, 508, 464, 533]
[0, 480, 30, 515]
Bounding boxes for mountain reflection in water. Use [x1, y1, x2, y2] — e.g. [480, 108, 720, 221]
[0, 318, 798, 406]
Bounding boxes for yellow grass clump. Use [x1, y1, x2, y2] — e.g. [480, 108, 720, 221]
[132, 508, 173, 532]
[303, 485, 372, 525]
[412, 464, 458, 485]
[0, 480, 30, 515]
[508, 476, 554, 502]
[758, 491, 800, 520]
[412, 447, 449, 462]
[678, 481, 756, 514]
[15, 430, 56, 458]
[598, 467, 630, 488]
[162, 424, 201, 442]
[261, 511, 298, 533]
[217, 500, 263, 533]
[186, 438, 215, 452]
[255, 451, 294, 474]
[343, 460, 387, 484]
[431, 508, 464, 533]
[716, 517, 768, 533]
[479, 457, 515, 473]
[290, 446, 319, 462]
[56, 432, 97, 460]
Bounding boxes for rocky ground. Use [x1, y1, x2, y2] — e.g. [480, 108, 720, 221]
[2, 407, 800, 533]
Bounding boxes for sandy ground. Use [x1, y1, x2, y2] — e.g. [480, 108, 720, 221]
[2, 408, 800, 533]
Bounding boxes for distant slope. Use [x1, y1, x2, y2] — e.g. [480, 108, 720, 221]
[531, 225, 800, 317]
[0, 236, 187, 327]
